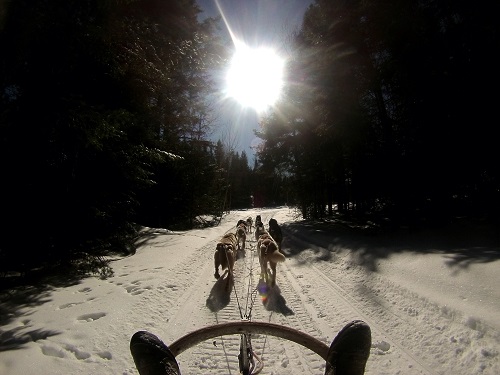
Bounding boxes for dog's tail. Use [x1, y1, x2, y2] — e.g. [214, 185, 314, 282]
[268, 250, 286, 263]
[261, 244, 286, 263]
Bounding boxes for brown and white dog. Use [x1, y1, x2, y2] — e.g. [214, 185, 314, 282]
[268, 218, 283, 251]
[214, 232, 237, 288]
[246, 217, 253, 233]
[258, 233, 286, 286]
[236, 222, 246, 253]
[254, 220, 266, 242]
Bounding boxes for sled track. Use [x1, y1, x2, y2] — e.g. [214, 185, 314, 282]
[158, 226, 255, 374]
[269, 262, 328, 374]
[283, 226, 444, 375]
[290, 254, 435, 375]
[126, 209, 498, 375]
[148, 211, 355, 374]
[142, 212, 430, 374]
[152, 210, 440, 374]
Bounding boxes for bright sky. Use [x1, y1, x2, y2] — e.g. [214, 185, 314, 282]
[197, 0, 314, 163]
[225, 43, 285, 113]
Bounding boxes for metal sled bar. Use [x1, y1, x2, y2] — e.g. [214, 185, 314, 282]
[169, 321, 330, 360]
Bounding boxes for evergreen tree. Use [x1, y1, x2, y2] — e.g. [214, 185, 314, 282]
[0, 0, 225, 277]
[256, 0, 499, 222]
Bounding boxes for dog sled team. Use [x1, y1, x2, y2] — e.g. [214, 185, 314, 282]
[213, 215, 286, 289]
[133, 215, 373, 375]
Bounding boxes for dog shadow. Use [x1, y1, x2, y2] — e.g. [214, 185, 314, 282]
[206, 272, 233, 312]
[236, 247, 246, 260]
[257, 278, 294, 316]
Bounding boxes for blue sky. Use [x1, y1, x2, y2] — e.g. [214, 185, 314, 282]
[196, 0, 314, 164]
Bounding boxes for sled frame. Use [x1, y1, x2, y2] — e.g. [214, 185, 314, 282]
[169, 320, 329, 360]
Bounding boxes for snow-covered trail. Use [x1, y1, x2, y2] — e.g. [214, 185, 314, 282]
[279, 211, 499, 375]
[1, 207, 498, 375]
[151, 207, 500, 375]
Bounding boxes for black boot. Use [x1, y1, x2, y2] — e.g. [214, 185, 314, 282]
[130, 331, 181, 375]
[324, 320, 371, 375]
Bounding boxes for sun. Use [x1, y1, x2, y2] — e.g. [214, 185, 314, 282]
[225, 44, 284, 112]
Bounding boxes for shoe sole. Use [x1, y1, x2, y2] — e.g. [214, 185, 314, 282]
[130, 331, 181, 375]
[325, 320, 371, 375]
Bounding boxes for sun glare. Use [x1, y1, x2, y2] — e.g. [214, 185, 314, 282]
[225, 45, 284, 112]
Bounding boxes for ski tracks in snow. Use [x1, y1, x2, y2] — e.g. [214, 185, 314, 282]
[144, 209, 499, 375]
[281, 224, 499, 375]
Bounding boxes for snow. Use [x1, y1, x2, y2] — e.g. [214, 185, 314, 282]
[1, 207, 499, 375]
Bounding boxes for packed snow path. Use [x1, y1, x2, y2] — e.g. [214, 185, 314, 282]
[134, 208, 499, 375]
[0, 207, 498, 374]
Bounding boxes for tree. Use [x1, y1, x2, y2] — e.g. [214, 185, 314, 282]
[0, 0, 225, 277]
[256, 0, 500, 223]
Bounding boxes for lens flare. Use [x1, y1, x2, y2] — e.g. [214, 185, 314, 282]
[225, 44, 284, 112]
[215, 0, 284, 112]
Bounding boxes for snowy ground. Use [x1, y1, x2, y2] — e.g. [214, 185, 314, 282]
[1, 206, 499, 374]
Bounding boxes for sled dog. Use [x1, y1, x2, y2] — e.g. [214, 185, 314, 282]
[268, 218, 283, 251]
[255, 221, 266, 242]
[246, 217, 253, 233]
[258, 235, 286, 286]
[236, 222, 246, 253]
[214, 233, 237, 289]
[236, 219, 247, 229]
[255, 215, 262, 226]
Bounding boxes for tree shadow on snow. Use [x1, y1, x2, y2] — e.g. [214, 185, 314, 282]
[206, 272, 233, 312]
[281, 216, 500, 274]
[257, 279, 294, 316]
[0, 326, 61, 352]
[0, 282, 64, 352]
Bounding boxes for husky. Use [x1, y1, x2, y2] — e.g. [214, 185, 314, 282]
[236, 222, 246, 255]
[254, 221, 266, 242]
[258, 234, 286, 286]
[268, 218, 283, 251]
[246, 217, 253, 233]
[214, 233, 237, 289]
